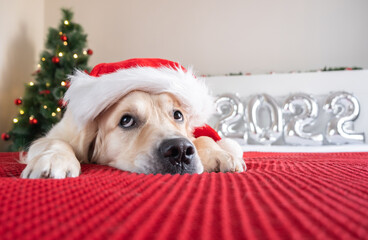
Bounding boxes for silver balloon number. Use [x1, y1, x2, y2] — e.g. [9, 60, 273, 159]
[324, 92, 365, 144]
[283, 94, 323, 145]
[214, 94, 246, 139]
[247, 94, 283, 145]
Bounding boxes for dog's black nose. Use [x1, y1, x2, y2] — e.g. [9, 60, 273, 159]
[159, 138, 195, 166]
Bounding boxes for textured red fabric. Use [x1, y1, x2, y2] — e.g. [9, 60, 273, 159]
[1, 152, 367, 240]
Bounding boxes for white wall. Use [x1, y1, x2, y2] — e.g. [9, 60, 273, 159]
[0, 0, 44, 151]
[44, 0, 368, 75]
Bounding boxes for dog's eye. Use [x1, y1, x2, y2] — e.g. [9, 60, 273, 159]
[173, 110, 184, 122]
[119, 115, 136, 128]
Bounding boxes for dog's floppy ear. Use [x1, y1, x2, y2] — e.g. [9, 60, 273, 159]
[88, 128, 105, 164]
[87, 136, 97, 163]
[73, 120, 99, 163]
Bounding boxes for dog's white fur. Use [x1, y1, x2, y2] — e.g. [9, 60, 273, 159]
[21, 91, 246, 178]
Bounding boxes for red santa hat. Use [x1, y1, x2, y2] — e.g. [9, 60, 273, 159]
[64, 58, 221, 141]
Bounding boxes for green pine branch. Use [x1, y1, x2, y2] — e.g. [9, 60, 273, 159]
[5, 8, 92, 151]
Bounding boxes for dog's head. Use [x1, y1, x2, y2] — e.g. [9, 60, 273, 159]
[90, 91, 204, 174]
[65, 59, 215, 175]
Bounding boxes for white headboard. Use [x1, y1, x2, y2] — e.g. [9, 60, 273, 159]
[204, 70, 368, 150]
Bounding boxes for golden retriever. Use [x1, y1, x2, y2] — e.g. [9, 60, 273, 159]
[20, 59, 246, 178]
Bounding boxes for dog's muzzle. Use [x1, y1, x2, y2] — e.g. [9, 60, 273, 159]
[157, 138, 198, 174]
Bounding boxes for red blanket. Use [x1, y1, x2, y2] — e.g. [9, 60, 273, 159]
[0, 152, 367, 239]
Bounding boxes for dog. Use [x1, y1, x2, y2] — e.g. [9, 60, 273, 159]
[20, 59, 246, 178]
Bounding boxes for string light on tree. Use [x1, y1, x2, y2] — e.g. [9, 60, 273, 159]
[63, 41, 68, 46]
[73, 54, 78, 59]
[29, 82, 34, 86]
[13, 118, 19, 124]
[19, 110, 24, 115]
[58, 52, 63, 57]
[60, 80, 70, 88]
[64, 20, 69, 25]
[51, 112, 57, 117]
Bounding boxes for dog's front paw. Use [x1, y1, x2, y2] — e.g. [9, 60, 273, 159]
[217, 138, 246, 172]
[194, 136, 246, 173]
[219, 153, 246, 173]
[203, 150, 246, 173]
[21, 151, 81, 179]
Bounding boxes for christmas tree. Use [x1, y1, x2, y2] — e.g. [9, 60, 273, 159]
[1, 9, 93, 151]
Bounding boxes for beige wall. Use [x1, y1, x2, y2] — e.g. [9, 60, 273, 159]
[0, 0, 44, 151]
[44, 0, 368, 74]
[1, 0, 368, 151]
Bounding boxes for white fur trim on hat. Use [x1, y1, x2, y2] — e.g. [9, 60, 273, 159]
[64, 66, 214, 130]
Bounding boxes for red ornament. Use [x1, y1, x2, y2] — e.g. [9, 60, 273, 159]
[345, 67, 353, 71]
[14, 98, 22, 105]
[52, 56, 60, 64]
[1, 133, 10, 141]
[39, 90, 51, 95]
[65, 80, 71, 88]
[29, 118, 38, 125]
[32, 69, 41, 76]
[87, 49, 93, 55]
[60, 35, 68, 41]
[58, 99, 67, 108]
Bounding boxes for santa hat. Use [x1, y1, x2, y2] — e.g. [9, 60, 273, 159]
[64, 58, 220, 140]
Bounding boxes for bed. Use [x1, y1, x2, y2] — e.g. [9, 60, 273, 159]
[0, 151, 367, 239]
